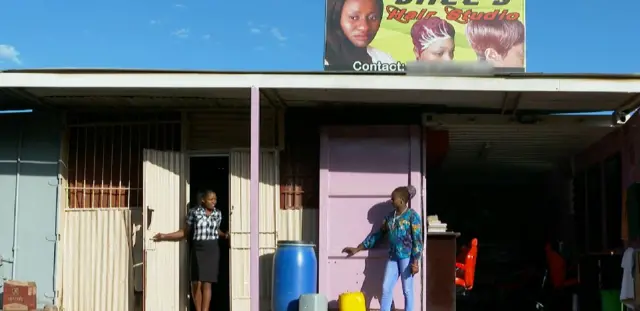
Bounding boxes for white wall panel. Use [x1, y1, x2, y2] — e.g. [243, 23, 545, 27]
[229, 150, 278, 311]
[60, 209, 134, 311]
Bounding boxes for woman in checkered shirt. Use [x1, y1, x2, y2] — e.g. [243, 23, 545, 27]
[154, 190, 229, 311]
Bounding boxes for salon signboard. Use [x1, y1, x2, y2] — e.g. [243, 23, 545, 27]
[323, 0, 526, 72]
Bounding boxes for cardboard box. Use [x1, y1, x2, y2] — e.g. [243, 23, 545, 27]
[2, 280, 37, 311]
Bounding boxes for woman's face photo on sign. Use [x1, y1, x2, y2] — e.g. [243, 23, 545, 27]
[323, 0, 525, 72]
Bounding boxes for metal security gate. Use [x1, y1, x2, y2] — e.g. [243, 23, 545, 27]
[142, 149, 188, 311]
[229, 150, 279, 311]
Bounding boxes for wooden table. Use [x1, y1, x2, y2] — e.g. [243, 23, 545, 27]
[426, 232, 460, 311]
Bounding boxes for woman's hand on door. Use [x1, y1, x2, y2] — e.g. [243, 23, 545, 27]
[218, 230, 230, 239]
[152, 228, 187, 241]
[342, 246, 362, 257]
[411, 262, 419, 275]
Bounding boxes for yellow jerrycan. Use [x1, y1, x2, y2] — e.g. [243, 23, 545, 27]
[338, 291, 366, 311]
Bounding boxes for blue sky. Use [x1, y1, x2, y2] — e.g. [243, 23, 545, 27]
[0, 0, 638, 73]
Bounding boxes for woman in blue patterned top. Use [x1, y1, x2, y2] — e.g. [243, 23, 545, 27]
[342, 186, 423, 311]
[153, 190, 229, 311]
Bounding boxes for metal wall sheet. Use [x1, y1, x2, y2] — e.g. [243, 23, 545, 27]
[0, 112, 62, 308]
[142, 149, 188, 311]
[229, 151, 250, 311]
[317, 126, 423, 309]
[56, 123, 70, 308]
[229, 150, 279, 311]
[60, 209, 134, 311]
[278, 209, 319, 245]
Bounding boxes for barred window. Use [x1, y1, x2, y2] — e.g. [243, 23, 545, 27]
[66, 113, 180, 209]
[279, 115, 319, 210]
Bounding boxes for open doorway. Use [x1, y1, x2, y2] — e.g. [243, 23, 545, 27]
[189, 155, 230, 311]
[428, 166, 554, 311]
[424, 114, 619, 311]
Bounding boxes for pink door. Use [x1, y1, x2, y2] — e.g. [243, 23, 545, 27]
[319, 126, 423, 310]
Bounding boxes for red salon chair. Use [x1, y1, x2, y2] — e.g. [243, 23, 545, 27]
[544, 243, 578, 289]
[457, 245, 469, 265]
[544, 243, 579, 311]
[456, 238, 478, 295]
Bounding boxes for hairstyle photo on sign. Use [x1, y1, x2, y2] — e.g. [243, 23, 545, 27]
[323, 0, 526, 72]
[465, 19, 525, 68]
[324, 0, 396, 71]
[410, 17, 456, 62]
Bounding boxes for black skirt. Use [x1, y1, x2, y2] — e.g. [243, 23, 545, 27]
[190, 240, 220, 283]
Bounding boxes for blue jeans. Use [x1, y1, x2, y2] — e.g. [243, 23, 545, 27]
[380, 258, 414, 311]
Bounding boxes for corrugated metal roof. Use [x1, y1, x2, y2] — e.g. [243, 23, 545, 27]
[0, 89, 39, 109]
[433, 114, 617, 170]
[21, 88, 267, 108]
[444, 125, 612, 170]
[15, 87, 638, 112]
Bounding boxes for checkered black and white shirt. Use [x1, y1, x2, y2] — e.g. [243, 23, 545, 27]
[187, 206, 222, 241]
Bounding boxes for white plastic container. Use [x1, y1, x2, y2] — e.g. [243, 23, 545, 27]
[299, 293, 328, 311]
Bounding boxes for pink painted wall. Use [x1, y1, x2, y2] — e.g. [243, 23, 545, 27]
[319, 126, 423, 310]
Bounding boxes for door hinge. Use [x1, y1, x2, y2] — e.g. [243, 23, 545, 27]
[46, 234, 60, 242]
[0, 255, 14, 265]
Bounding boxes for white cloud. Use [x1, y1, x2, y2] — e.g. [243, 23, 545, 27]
[254, 46, 265, 51]
[250, 28, 261, 34]
[0, 45, 21, 64]
[174, 4, 186, 8]
[270, 27, 286, 41]
[202, 34, 211, 40]
[172, 28, 189, 39]
[149, 20, 159, 25]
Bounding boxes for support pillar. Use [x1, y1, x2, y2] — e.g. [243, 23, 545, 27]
[249, 86, 261, 311]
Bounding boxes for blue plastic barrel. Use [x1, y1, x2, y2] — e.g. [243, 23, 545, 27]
[272, 240, 318, 311]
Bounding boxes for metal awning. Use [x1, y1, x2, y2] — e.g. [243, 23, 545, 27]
[0, 70, 636, 171]
[0, 70, 639, 112]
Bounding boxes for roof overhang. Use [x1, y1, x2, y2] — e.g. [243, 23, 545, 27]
[2, 71, 640, 92]
[0, 71, 638, 112]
